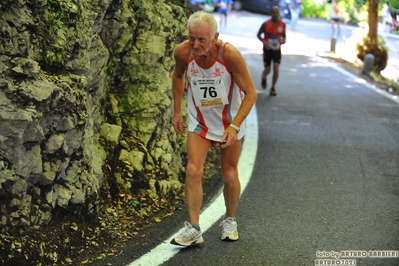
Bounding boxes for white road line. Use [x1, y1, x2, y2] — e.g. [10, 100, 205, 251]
[128, 54, 397, 266]
[128, 105, 259, 266]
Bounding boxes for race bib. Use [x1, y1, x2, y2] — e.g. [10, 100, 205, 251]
[191, 77, 229, 107]
[204, 4, 213, 12]
[268, 36, 280, 50]
[220, 2, 227, 9]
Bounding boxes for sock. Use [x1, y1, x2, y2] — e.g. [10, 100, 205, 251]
[191, 223, 200, 231]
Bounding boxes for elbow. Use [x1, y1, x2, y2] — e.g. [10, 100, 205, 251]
[252, 93, 258, 102]
[246, 91, 257, 103]
[251, 89, 258, 101]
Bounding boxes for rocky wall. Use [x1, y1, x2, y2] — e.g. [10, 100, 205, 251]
[0, 0, 207, 233]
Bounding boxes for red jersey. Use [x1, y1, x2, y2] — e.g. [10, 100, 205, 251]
[263, 19, 285, 50]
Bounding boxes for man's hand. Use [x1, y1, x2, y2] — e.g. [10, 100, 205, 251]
[172, 114, 186, 134]
[262, 39, 270, 49]
[220, 126, 238, 149]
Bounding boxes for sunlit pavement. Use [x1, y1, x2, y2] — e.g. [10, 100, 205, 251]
[214, 11, 399, 82]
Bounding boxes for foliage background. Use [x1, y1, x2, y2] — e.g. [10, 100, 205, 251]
[387, 0, 399, 9]
[301, 0, 399, 24]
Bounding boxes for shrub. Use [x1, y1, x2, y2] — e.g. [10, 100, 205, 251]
[355, 35, 388, 73]
[301, 1, 325, 18]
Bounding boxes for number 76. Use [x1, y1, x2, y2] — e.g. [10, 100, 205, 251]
[200, 87, 217, 98]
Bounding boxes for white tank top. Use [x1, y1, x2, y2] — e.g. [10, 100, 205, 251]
[186, 41, 246, 141]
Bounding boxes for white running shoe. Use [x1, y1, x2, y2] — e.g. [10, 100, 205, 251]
[170, 221, 204, 246]
[220, 217, 239, 241]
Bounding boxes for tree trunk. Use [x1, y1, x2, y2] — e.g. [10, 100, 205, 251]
[368, 0, 379, 39]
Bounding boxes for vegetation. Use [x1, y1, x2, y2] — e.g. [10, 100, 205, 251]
[39, 0, 92, 68]
[355, 35, 388, 72]
[301, 0, 368, 24]
[301, 0, 398, 27]
[301, 0, 396, 83]
[387, 0, 399, 9]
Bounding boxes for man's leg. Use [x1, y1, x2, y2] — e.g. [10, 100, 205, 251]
[271, 62, 280, 90]
[223, 13, 228, 28]
[185, 132, 211, 224]
[261, 65, 271, 89]
[262, 49, 272, 89]
[219, 13, 227, 28]
[270, 50, 281, 96]
[171, 132, 211, 246]
[290, 9, 298, 29]
[382, 16, 387, 32]
[219, 139, 242, 241]
[221, 139, 242, 218]
[261, 48, 272, 89]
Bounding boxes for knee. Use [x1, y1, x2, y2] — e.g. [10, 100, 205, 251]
[186, 162, 203, 183]
[222, 168, 238, 183]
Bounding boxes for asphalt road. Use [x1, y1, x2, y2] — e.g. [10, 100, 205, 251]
[156, 54, 399, 266]
[96, 12, 399, 266]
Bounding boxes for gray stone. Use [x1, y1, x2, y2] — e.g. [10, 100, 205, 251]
[362, 53, 375, 77]
[100, 123, 122, 145]
[45, 134, 65, 154]
[330, 36, 337, 52]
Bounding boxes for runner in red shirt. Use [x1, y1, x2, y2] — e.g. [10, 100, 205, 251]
[257, 6, 286, 96]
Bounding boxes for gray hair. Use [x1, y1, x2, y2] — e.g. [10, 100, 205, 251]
[187, 11, 218, 38]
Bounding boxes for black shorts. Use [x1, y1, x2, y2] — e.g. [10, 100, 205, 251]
[263, 48, 282, 67]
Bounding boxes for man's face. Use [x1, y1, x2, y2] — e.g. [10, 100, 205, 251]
[188, 24, 218, 57]
[271, 7, 280, 20]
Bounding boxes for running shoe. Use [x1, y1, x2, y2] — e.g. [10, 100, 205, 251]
[170, 221, 204, 246]
[220, 217, 239, 241]
[261, 77, 267, 89]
